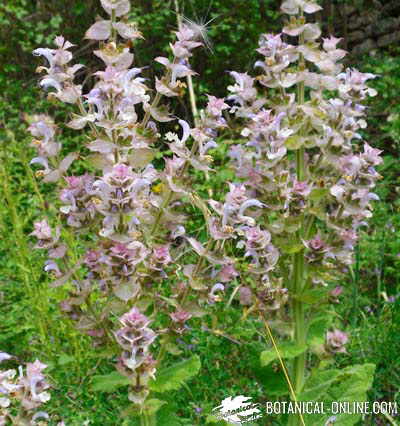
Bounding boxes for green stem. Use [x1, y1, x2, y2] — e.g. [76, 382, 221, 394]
[111, 9, 117, 43]
[140, 412, 147, 426]
[289, 26, 307, 426]
[149, 136, 200, 240]
[292, 115, 307, 400]
[292, 251, 306, 392]
[352, 244, 360, 327]
[147, 412, 156, 426]
[140, 411, 156, 426]
[141, 56, 177, 128]
[289, 222, 308, 425]
[377, 228, 386, 303]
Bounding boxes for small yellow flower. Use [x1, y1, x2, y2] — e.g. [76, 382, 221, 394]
[222, 225, 234, 234]
[92, 197, 102, 205]
[152, 183, 164, 193]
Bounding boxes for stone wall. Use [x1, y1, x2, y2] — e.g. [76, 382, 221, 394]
[329, 0, 400, 55]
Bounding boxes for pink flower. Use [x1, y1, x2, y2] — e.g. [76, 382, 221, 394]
[120, 307, 149, 328]
[112, 164, 133, 181]
[245, 226, 271, 249]
[65, 175, 82, 188]
[362, 143, 382, 166]
[293, 181, 311, 197]
[206, 96, 229, 117]
[239, 287, 253, 306]
[152, 245, 172, 265]
[307, 235, 326, 252]
[326, 329, 348, 353]
[218, 264, 239, 282]
[30, 220, 52, 241]
[170, 310, 192, 323]
[330, 286, 343, 298]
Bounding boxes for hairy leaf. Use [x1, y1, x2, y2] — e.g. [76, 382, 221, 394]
[149, 356, 201, 392]
[260, 342, 307, 366]
[299, 363, 376, 425]
[91, 371, 131, 392]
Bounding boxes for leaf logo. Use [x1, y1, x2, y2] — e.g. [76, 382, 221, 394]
[213, 395, 263, 424]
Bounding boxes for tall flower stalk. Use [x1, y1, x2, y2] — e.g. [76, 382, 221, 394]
[217, 0, 381, 422]
[28, 0, 232, 421]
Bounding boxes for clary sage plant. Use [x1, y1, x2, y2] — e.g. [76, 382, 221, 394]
[26, 0, 381, 424]
[28, 0, 233, 423]
[0, 352, 63, 426]
[216, 0, 381, 424]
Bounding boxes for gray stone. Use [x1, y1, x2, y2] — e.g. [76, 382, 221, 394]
[348, 30, 365, 43]
[352, 38, 376, 55]
[382, 0, 400, 16]
[377, 31, 400, 47]
[348, 10, 380, 30]
[371, 17, 400, 37]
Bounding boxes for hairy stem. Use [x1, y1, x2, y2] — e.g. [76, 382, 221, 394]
[292, 250, 306, 392]
[140, 411, 156, 426]
[149, 135, 200, 240]
[289, 27, 307, 426]
[140, 412, 147, 426]
[111, 9, 117, 43]
[260, 314, 305, 426]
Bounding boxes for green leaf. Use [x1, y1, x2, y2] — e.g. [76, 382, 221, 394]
[164, 341, 183, 356]
[295, 288, 327, 304]
[182, 301, 207, 318]
[309, 188, 329, 202]
[58, 354, 74, 366]
[280, 243, 304, 254]
[144, 398, 166, 415]
[91, 371, 131, 393]
[299, 368, 341, 401]
[206, 414, 228, 424]
[260, 343, 307, 366]
[285, 135, 304, 150]
[255, 364, 290, 396]
[120, 405, 140, 419]
[156, 405, 182, 426]
[299, 363, 376, 426]
[307, 315, 332, 347]
[149, 356, 201, 393]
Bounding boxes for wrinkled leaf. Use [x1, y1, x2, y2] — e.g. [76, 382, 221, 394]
[254, 364, 289, 396]
[260, 342, 307, 367]
[309, 188, 329, 203]
[307, 315, 332, 347]
[149, 356, 201, 392]
[295, 288, 327, 304]
[143, 399, 166, 415]
[91, 371, 131, 392]
[299, 364, 376, 425]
